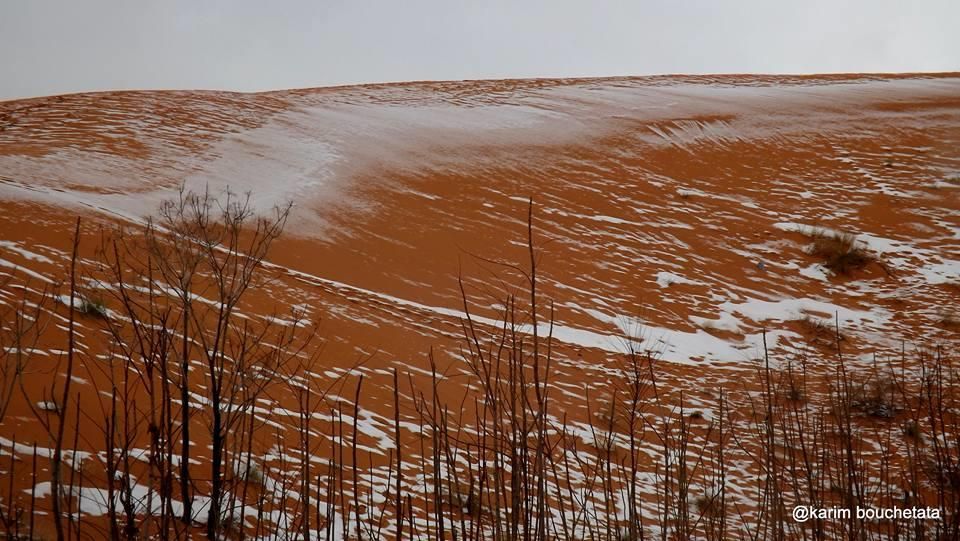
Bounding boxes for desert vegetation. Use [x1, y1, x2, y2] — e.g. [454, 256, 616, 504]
[799, 226, 875, 276]
[0, 191, 956, 540]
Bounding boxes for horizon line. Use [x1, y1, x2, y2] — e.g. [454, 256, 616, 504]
[4, 70, 960, 104]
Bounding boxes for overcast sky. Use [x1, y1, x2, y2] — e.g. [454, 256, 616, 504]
[1, 0, 957, 101]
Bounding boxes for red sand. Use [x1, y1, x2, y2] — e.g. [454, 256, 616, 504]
[0, 73, 958, 537]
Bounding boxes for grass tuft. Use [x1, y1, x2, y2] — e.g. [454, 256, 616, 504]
[805, 228, 874, 275]
[796, 313, 844, 348]
[76, 296, 109, 319]
[938, 310, 960, 331]
[850, 376, 900, 419]
[902, 420, 922, 441]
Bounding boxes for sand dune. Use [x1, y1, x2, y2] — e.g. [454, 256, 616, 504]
[0, 73, 958, 538]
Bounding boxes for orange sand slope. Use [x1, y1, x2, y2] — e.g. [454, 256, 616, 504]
[1, 74, 957, 368]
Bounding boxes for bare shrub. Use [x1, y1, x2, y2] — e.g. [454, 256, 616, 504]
[849, 375, 900, 419]
[2, 197, 958, 541]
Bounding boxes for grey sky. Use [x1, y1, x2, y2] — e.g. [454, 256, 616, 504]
[1, 0, 957, 101]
